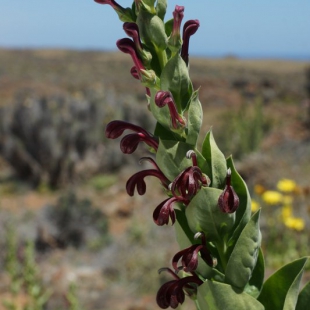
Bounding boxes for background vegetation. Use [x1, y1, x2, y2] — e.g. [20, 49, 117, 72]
[0, 49, 309, 309]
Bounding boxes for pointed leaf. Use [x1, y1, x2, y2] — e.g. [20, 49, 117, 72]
[156, 140, 194, 180]
[296, 281, 310, 310]
[197, 280, 265, 310]
[245, 248, 265, 298]
[154, 121, 183, 141]
[202, 130, 227, 188]
[226, 156, 252, 255]
[160, 53, 193, 112]
[186, 89, 203, 147]
[258, 257, 308, 310]
[185, 187, 235, 243]
[225, 210, 262, 289]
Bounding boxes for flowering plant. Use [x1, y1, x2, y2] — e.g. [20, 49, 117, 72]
[97, 1, 310, 309]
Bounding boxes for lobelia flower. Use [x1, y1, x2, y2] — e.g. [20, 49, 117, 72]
[168, 5, 184, 52]
[155, 91, 186, 129]
[105, 120, 158, 154]
[181, 19, 200, 65]
[156, 268, 203, 309]
[171, 150, 210, 202]
[117, 38, 145, 74]
[126, 157, 170, 196]
[94, 0, 134, 22]
[172, 232, 216, 272]
[153, 151, 209, 226]
[153, 196, 180, 226]
[123, 22, 152, 65]
[218, 168, 240, 213]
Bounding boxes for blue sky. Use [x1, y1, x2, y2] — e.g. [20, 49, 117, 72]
[1, 0, 310, 59]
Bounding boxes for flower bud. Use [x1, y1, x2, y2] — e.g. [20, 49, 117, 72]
[168, 5, 184, 53]
[218, 168, 239, 213]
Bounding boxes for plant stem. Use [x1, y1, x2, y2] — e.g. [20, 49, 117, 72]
[157, 48, 167, 70]
[194, 299, 202, 310]
[216, 240, 228, 272]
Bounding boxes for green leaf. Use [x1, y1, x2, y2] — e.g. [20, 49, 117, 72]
[296, 281, 310, 310]
[156, 140, 194, 180]
[201, 130, 227, 188]
[137, 9, 167, 50]
[225, 210, 262, 289]
[226, 156, 252, 256]
[185, 187, 235, 243]
[160, 53, 193, 112]
[245, 248, 265, 298]
[258, 257, 308, 310]
[186, 89, 203, 147]
[156, 0, 167, 20]
[153, 122, 183, 141]
[197, 280, 265, 310]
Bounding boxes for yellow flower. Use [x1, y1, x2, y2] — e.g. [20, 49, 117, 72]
[284, 217, 305, 231]
[251, 200, 260, 212]
[281, 205, 293, 220]
[262, 190, 283, 205]
[254, 184, 265, 195]
[277, 179, 297, 193]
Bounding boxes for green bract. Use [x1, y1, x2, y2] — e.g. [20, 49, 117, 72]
[100, 0, 310, 309]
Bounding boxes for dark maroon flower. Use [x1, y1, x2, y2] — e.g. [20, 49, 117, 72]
[181, 19, 200, 65]
[153, 197, 179, 226]
[155, 91, 186, 129]
[123, 22, 142, 50]
[117, 38, 145, 74]
[156, 268, 203, 309]
[170, 151, 209, 202]
[130, 66, 140, 80]
[126, 157, 170, 196]
[168, 6, 184, 50]
[94, 0, 122, 9]
[218, 168, 239, 213]
[123, 22, 152, 65]
[172, 232, 216, 272]
[94, 0, 133, 22]
[105, 120, 158, 154]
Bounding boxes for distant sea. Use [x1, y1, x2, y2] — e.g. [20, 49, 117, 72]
[0, 46, 309, 62]
[193, 52, 310, 61]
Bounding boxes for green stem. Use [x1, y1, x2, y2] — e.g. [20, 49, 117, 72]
[216, 240, 228, 272]
[194, 299, 202, 310]
[156, 48, 167, 70]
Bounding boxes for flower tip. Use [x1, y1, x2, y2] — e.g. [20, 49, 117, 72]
[194, 232, 202, 239]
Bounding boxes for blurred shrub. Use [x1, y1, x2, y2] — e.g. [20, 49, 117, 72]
[0, 89, 154, 188]
[42, 191, 110, 250]
[215, 100, 272, 159]
[88, 174, 118, 191]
